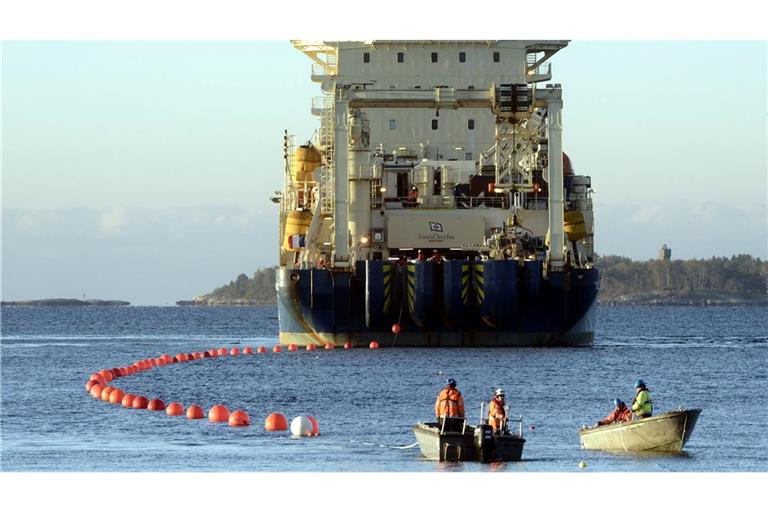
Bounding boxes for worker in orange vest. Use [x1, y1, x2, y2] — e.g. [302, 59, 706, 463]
[435, 378, 465, 430]
[487, 388, 507, 431]
[595, 399, 633, 427]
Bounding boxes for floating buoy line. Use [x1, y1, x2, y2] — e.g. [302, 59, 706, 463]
[84, 342, 381, 434]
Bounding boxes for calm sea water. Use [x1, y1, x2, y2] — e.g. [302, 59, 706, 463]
[1, 305, 766, 472]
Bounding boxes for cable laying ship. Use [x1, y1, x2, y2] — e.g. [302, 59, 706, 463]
[275, 40, 599, 347]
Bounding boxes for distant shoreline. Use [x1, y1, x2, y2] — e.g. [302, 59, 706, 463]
[176, 292, 767, 308]
[1, 299, 130, 307]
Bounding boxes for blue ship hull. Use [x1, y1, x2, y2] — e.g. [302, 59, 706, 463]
[277, 262, 599, 347]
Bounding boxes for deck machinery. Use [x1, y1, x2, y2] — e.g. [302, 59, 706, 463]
[275, 40, 599, 347]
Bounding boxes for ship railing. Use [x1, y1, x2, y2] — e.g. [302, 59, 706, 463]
[311, 63, 337, 82]
[526, 62, 552, 83]
[378, 196, 509, 210]
[312, 96, 336, 118]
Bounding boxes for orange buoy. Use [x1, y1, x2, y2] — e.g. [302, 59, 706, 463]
[85, 379, 101, 392]
[186, 353, 195, 361]
[121, 393, 137, 408]
[369, 341, 379, 349]
[204, 351, 214, 358]
[343, 342, 353, 349]
[166, 402, 185, 416]
[132, 396, 149, 409]
[306, 343, 316, 351]
[307, 415, 320, 435]
[162, 354, 173, 364]
[89, 373, 106, 385]
[288, 344, 298, 352]
[98, 369, 114, 382]
[230, 347, 240, 356]
[217, 348, 228, 356]
[186, 404, 205, 419]
[208, 405, 230, 423]
[324, 343, 334, 350]
[228, 410, 251, 427]
[257, 346, 267, 353]
[192, 352, 202, 360]
[155, 357, 166, 366]
[265, 412, 288, 431]
[100, 386, 116, 401]
[90, 384, 105, 399]
[175, 353, 187, 362]
[243, 346, 254, 355]
[391, 323, 402, 334]
[149, 359, 157, 367]
[272, 346, 282, 353]
[108, 389, 126, 404]
[110, 368, 122, 378]
[147, 399, 165, 411]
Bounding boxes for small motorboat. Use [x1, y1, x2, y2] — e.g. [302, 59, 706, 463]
[578, 408, 702, 453]
[413, 404, 526, 462]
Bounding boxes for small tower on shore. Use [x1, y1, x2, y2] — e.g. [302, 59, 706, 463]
[658, 244, 671, 261]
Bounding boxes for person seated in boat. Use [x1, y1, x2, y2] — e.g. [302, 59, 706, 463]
[417, 249, 426, 262]
[631, 379, 653, 418]
[488, 388, 507, 431]
[435, 378, 465, 431]
[430, 249, 444, 264]
[595, 398, 633, 427]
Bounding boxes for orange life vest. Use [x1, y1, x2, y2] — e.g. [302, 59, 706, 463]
[435, 387, 465, 418]
[488, 397, 506, 430]
[597, 405, 633, 426]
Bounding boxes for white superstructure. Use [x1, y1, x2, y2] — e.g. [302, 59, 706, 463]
[280, 40, 595, 274]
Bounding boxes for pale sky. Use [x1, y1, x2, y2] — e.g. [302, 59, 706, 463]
[2, 41, 766, 304]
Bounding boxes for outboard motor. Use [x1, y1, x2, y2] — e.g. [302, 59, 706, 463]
[474, 424, 495, 463]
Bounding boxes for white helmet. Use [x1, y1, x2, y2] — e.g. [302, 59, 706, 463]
[494, 388, 505, 397]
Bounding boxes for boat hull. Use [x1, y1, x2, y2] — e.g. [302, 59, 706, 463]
[412, 422, 525, 462]
[578, 409, 702, 453]
[277, 263, 599, 347]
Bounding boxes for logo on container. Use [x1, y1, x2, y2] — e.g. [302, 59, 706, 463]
[429, 222, 443, 232]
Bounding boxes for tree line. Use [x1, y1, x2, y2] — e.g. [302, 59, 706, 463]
[597, 254, 767, 299]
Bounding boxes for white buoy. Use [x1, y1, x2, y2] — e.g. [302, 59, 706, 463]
[290, 416, 313, 437]
[578, 460, 587, 469]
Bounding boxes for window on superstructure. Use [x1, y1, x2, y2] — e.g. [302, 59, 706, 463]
[468, 119, 475, 130]
[459, 52, 466, 63]
[431, 119, 438, 130]
[431, 52, 438, 63]
[389, 119, 396, 130]
[468, 85, 475, 89]
[397, 52, 404, 63]
[363, 52, 370, 63]
[493, 51, 500, 63]
[465, 152, 473, 161]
